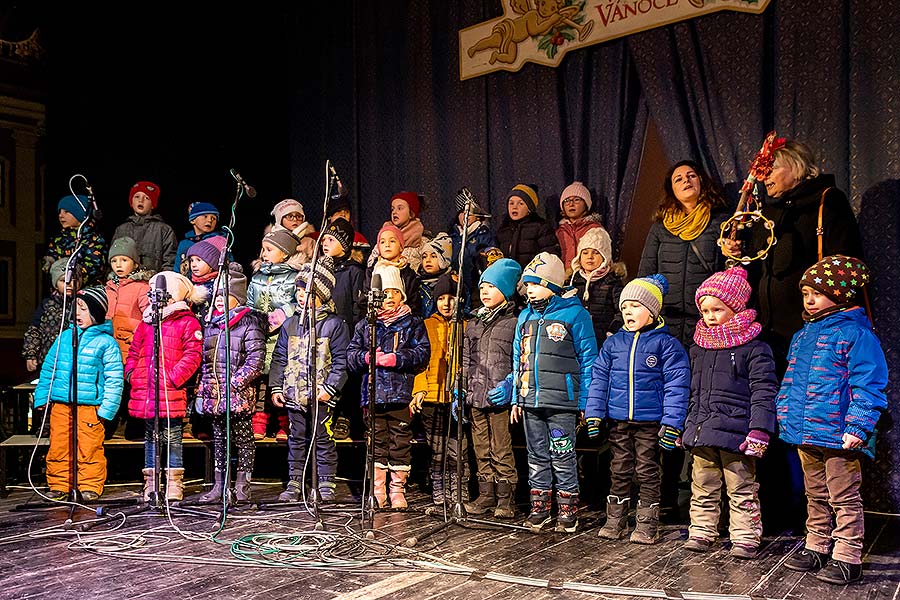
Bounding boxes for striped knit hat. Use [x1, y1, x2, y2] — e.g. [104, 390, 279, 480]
[295, 256, 336, 302]
[77, 286, 108, 325]
[620, 274, 669, 319]
[695, 267, 752, 312]
[508, 184, 540, 214]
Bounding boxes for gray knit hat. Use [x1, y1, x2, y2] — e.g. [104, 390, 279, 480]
[619, 274, 669, 320]
[212, 263, 247, 306]
[109, 236, 140, 263]
[49, 258, 69, 287]
[263, 229, 301, 257]
[295, 256, 336, 301]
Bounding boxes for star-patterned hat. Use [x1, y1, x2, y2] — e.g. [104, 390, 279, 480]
[799, 255, 870, 304]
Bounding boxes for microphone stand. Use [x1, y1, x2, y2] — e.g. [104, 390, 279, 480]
[147, 283, 168, 510]
[361, 276, 383, 539]
[405, 192, 530, 547]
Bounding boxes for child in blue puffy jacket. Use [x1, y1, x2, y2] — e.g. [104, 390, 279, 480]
[512, 252, 597, 533]
[34, 287, 123, 501]
[778, 256, 887, 585]
[586, 273, 690, 544]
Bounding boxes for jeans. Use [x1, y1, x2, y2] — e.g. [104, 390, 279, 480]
[797, 445, 865, 564]
[689, 447, 761, 545]
[144, 418, 184, 469]
[523, 408, 578, 493]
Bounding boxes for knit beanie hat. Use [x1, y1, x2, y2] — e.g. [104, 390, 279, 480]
[509, 184, 540, 214]
[480, 257, 522, 301]
[263, 229, 301, 257]
[109, 236, 140, 263]
[186, 235, 227, 269]
[571, 227, 612, 273]
[377, 223, 406, 249]
[77, 286, 108, 325]
[620, 274, 669, 319]
[800, 255, 870, 304]
[373, 264, 406, 301]
[391, 191, 420, 217]
[150, 271, 207, 304]
[130, 181, 161, 209]
[58, 194, 90, 223]
[422, 233, 453, 270]
[323, 217, 354, 258]
[49, 258, 69, 287]
[522, 252, 566, 294]
[695, 266, 752, 312]
[214, 263, 247, 306]
[433, 273, 457, 300]
[560, 181, 592, 212]
[188, 202, 219, 222]
[271, 199, 305, 226]
[295, 256, 337, 302]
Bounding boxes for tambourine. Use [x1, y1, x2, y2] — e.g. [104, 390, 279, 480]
[717, 210, 776, 266]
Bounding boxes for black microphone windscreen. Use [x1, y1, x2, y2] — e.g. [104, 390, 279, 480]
[371, 273, 382, 292]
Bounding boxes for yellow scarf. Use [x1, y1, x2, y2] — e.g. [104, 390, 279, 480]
[662, 202, 711, 241]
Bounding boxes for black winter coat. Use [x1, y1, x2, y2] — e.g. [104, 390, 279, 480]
[751, 175, 862, 358]
[333, 257, 365, 328]
[683, 340, 778, 453]
[638, 207, 729, 346]
[463, 304, 517, 409]
[569, 272, 624, 343]
[496, 213, 561, 269]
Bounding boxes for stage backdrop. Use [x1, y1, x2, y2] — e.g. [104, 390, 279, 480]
[287, 0, 900, 512]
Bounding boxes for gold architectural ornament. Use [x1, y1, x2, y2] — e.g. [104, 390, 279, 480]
[0, 29, 45, 62]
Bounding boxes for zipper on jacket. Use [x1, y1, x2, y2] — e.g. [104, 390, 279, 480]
[628, 330, 640, 420]
[533, 317, 543, 408]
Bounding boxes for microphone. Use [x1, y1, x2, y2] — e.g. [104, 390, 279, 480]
[368, 273, 384, 308]
[82, 178, 102, 221]
[328, 163, 347, 198]
[455, 187, 491, 218]
[230, 169, 257, 198]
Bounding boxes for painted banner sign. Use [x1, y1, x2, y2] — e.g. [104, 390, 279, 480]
[459, 0, 771, 80]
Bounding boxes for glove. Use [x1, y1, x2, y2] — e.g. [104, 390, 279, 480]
[739, 430, 770, 457]
[487, 375, 513, 406]
[658, 425, 682, 450]
[375, 352, 397, 367]
[585, 417, 603, 439]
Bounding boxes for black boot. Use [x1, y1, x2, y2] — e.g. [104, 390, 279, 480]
[555, 490, 579, 533]
[525, 489, 553, 530]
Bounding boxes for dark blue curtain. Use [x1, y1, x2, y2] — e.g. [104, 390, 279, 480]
[288, 0, 900, 511]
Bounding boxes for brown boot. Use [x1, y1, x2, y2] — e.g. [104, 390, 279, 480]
[464, 479, 496, 515]
[234, 471, 252, 503]
[597, 495, 630, 540]
[374, 466, 388, 508]
[199, 470, 225, 503]
[141, 468, 155, 502]
[630, 501, 660, 544]
[493, 480, 517, 519]
[389, 468, 409, 510]
[166, 468, 185, 501]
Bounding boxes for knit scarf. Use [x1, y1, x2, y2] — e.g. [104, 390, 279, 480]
[376, 254, 409, 271]
[367, 219, 425, 268]
[142, 300, 191, 323]
[569, 265, 611, 303]
[210, 306, 251, 329]
[693, 308, 762, 350]
[191, 270, 218, 284]
[476, 301, 508, 324]
[662, 202, 711, 241]
[377, 303, 411, 325]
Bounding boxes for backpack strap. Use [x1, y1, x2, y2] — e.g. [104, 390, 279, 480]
[816, 187, 833, 261]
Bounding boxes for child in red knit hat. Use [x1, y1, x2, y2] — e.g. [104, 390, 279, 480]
[113, 181, 177, 273]
[682, 266, 778, 559]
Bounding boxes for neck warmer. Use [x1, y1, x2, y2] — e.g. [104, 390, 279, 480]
[693, 308, 762, 349]
[662, 202, 711, 241]
[377, 303, 411, 325]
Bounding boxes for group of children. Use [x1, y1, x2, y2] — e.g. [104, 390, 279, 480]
[25, 180, 887, 585]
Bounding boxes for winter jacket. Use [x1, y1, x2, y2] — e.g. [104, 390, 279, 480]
[638, 208, 729, 346]
[22, 293, 67, 364]
[105, 271, 152, 362]
[570, 271, 624, 343]
[556, 214, 604, 268]
[43, 225, 108, 287]
[248, 261, 299, 317]
[113, 214, 178, 272]
[347, 311, 430, 406]
[450, 221, 497, 300]
[586, 320, 690, 428]
[464, 303, 517, 410]
[332, 256, 365, 328]
[34, 321, 123, 421]
[496, 213, 561, 269]
[776, 307, 887, 459]
[413, 314, 462, 404]
[513, 294, 598, 412]
[174, 230, 226, 276]
[125, 305, 202, 419]
[196, 308, 267, 415]
[752, 175, 862, 355]
[269, 308, 350, 411]
[683, 340, 777, 453]
[361, 263, 421, 316]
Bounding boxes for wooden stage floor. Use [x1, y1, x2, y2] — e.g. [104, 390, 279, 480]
[0, 480, 897, 600]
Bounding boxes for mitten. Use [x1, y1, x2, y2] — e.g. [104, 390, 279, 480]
[375, 352, 397, 367]
[658, 425, 682, 450]
[585, 417, 603, 439]
[739, 430, 770, 457]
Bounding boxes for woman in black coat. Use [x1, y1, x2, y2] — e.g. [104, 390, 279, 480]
[638, 160, 730, 347]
